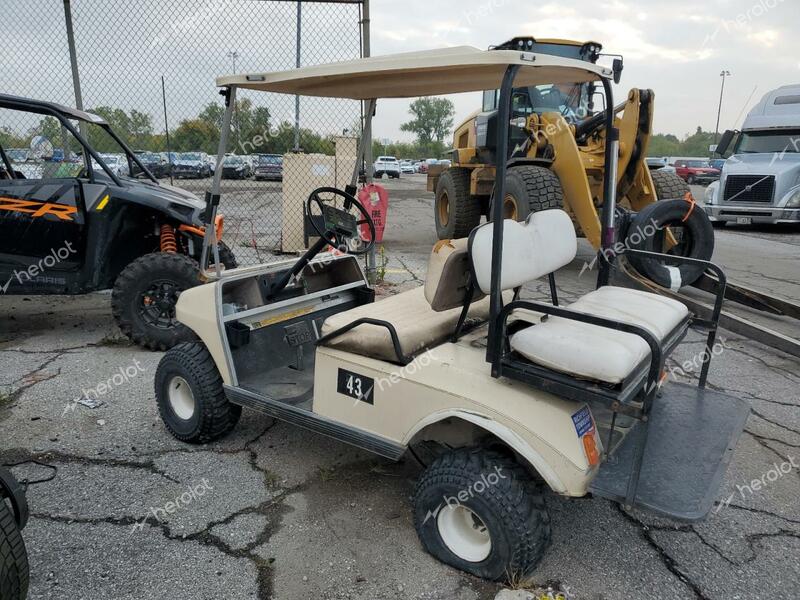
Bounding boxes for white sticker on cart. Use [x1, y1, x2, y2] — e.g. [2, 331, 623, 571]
[665, 266, 682, 292]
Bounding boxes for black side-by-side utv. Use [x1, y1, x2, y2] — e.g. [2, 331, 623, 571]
[0, 94, 235, 349]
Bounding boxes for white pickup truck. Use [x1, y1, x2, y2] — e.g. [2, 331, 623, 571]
[705, 84, 800, 225]
[373, 155, 400, 179]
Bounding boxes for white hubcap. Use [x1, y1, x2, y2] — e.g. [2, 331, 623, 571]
[437, 504, 492, 562]
[168, 376, 195, 420]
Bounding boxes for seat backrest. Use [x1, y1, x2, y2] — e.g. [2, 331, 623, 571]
[424, 238, 485, 312]
[468, 209, 577, 294]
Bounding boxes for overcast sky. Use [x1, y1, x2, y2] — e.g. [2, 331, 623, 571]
[369, 0, 799, 141]
[2, 0, 797, 146]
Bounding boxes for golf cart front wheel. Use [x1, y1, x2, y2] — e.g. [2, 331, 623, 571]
[0, 494, 29, 600]
[413, 448, 551, 581]
[155, 342, 241, 443]
[112, 252, 202, 351]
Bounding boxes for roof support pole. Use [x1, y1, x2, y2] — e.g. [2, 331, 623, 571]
[487, 64, 520, 366]
[597, 77, 618, 288]
[201, 86, 236, 276]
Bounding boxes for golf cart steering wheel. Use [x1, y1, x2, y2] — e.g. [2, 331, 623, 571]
[306, 187, 376, 256]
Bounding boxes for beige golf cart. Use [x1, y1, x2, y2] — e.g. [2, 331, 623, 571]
[154, 44, 749, 580]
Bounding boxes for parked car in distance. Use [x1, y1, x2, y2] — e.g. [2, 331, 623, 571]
[400, 160, 415, 174]
[133, 151, 169, 178]
[96, 153, 129, 177]
[254, 154, 284, 181]
[373, 155, 400, 178]
[674, 159, 720, 185]
[646, 157, 668, 169]
[221, 155, 251, 179]
[172, 152, 212, 178]
[161, 151, 180, 175]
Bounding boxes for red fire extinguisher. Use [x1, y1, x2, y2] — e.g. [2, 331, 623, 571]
[358, 183, 388, 243]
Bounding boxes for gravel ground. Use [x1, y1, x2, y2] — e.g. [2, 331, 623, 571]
[1, 174, 799, 600]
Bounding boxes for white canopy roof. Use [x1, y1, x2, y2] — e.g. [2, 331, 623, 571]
[216, 46, 613, 99]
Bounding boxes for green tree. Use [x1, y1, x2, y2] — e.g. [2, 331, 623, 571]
[400, 97, 455, 144]
[172, 119, 219, 153]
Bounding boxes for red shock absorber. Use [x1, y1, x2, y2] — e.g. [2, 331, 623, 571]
[159, 224, 178, 253]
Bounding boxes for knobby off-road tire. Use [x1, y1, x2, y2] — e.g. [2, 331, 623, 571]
[112, 252, 202, 351]
[155, 342, 241, 443]
[500, 166, 564, 223]
[435, 168, 482, 239]
[0, 498, 29, 600]
[650, 169, 690, 201]
[413, 447, 551, 581]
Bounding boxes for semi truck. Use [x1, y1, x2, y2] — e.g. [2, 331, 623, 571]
[705, 84, 800, 225]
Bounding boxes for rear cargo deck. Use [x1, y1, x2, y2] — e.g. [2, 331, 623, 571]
[589, 382, 750, 521]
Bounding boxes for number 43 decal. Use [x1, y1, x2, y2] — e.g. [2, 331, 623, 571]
[337, 368, 374, 404]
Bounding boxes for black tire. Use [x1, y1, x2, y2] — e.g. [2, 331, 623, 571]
[435, 168, 482, 239]
[216, 241, 238, 269]
[413, 448, 551, 581]
[626, 199, 715, 287]
[500, 166, 564, 222]
[651, 169, 690, 201]
[0, 498, 29, 600]
[112, 252, 202, 351]
[155, 342, 241, 443]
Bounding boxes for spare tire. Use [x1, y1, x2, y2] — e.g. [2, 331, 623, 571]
[626, 199, 714, 288]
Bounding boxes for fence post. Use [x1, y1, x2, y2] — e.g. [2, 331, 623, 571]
[62, 0, 85, 136]
[293, 0, 302, 151]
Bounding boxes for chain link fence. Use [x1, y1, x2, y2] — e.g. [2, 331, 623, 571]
[1, 0, 365, 264]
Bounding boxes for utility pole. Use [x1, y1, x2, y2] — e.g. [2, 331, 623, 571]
[227, 50, 239, 74]
[714, 70, 731, 147]
[63, 0, 85, 137]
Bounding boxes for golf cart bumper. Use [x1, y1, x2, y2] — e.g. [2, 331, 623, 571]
[703, 204, 800, 224]
[589, 382, 749, 521]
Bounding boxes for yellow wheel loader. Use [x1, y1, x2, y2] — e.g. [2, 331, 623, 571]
[429, 37, 713, 287]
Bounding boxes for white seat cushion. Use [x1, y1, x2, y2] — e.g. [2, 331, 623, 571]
[509, 287, 689, 384]
[321, 286, 500, 362]
[569, 286, 689, 340]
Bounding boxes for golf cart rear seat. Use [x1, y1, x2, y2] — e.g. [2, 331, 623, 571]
[319, 238, 502, 364]
[468, 209, 690, 395]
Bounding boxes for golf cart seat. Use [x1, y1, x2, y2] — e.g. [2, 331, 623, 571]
[469, 209, 690, 386]
[319, 238, 499, 363]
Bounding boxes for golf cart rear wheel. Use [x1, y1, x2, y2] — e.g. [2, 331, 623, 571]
[435, 168, 482, 239]
[413, 448, 551, 581]
[112, 252, 202, 351]
[0, 497, 29, 600]
[651, 169, 690, 201]
[155, 342, 241, 443]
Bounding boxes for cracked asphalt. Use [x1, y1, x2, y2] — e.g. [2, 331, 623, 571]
[1, 175, 799, 600]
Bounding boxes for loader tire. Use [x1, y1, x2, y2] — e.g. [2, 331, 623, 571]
[499, 166, 563, 222]
[626, 199, 715, 288]
[435, 168, 482, 239]
[651, 169, 690, 201]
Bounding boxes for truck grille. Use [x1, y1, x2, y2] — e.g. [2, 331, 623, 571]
[723, 175, 775, 203]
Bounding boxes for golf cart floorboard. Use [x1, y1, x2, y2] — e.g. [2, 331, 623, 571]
[589, 382, 750, 522]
